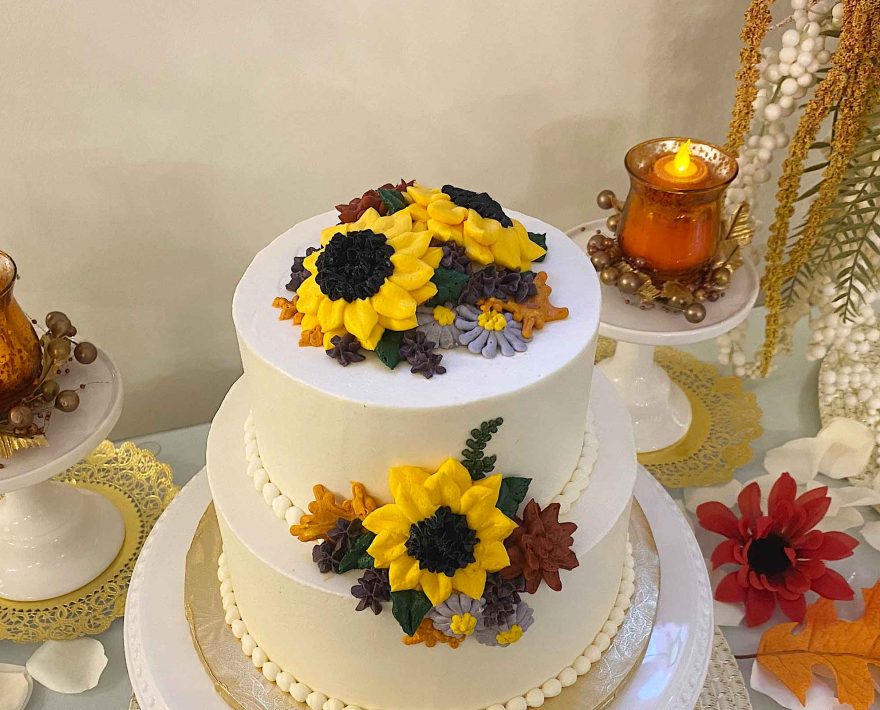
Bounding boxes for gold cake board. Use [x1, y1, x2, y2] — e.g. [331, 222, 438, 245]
[181, 501, 659, 710]
[596, 337, 763, 488]
[0, 441, 178, 642]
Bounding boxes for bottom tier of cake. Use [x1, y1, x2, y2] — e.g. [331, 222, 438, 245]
[207, 373, 636, 710]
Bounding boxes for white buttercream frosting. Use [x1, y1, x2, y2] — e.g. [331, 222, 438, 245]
[218, 539, 635, 710]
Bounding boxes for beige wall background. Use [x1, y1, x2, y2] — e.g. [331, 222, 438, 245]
[0, 1, 744, 437]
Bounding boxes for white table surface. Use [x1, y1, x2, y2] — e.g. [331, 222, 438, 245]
[1, 307, 877, 710]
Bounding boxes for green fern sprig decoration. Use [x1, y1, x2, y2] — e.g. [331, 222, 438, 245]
[460, 417, 503, 480]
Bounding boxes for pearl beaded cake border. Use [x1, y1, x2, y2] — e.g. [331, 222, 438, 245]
[218, 538, 635, 710]
[242, 408, 597, 526]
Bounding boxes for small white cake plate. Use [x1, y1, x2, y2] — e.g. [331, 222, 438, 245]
[124, 466, 713, 710]
[569, 219, 759, 454]
[0, 350, 125, 601]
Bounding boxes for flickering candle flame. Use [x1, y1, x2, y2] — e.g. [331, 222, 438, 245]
[671, 140, 695, 177]
[653, 139, 708, 185]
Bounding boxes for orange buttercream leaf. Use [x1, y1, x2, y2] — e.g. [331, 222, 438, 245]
[299, 325, 324, 347]
[290, 482, 379, 542]
[757, 580, 880, 710]
[273, 296, 298, 321]
[402, 619, 463, 649]
[481, 271, 568, 339]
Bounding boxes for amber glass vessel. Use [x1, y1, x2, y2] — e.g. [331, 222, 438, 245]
[617, 138, 738, 282]
[0, 252, 41, 412]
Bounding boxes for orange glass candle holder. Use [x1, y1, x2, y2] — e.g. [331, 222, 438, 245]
[617, 138, 738, 283]
[0, 251, 41, 412]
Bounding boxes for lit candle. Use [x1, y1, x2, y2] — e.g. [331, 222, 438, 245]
[651, 139, 710, 188]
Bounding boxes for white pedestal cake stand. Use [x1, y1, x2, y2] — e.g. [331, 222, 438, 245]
[569, 219, 759, 454]
[124, 467, 713, 710]
[0, 351, 124, 602]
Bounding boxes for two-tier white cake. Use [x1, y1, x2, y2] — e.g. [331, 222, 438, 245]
[206, 183, 637, 710]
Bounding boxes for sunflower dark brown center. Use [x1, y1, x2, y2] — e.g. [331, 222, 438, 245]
[406, 506, 477, 577]
[442, 185, 512, 227]
[315, 230, 395, 301]
[747, 534, 791, 576]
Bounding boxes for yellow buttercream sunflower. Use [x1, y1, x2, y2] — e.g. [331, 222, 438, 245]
[363, 458, 518, 607]
[294, 208, 443, 350]
[406, 183, 546, 272]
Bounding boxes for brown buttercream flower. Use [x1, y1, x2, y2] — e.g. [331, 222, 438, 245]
[501, 500, 578, 594]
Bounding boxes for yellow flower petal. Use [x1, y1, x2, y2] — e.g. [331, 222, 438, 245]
[409, 281, 438, 305]
[463, 236, 494, 266]
[360, 322, 383, 351]
[464, 210, 501, 246]
[371, 281, 418, 320]
[395, 482, 437, 523]
[490, 229, 521, 271]
[387, 230, 432, 258]
[321, 224, 349, 245]
[423, 246, 443, 269]
[405, 202, 429, 223]
[474, 473, 503, 499]
[452, 564, 488, 600]
[389, 556, 422, 591]
[367, 529, 408, 567]
[428, 219, 464, 244]
[389, 466, 431, 499]
[295, 276, 323, 313]
[303, 250, 320, 273]
[317, 297, 346, 332]
[420, 571, 454, 607]
[372, 210, 412, 239]
[474, 540, 510, 571]
[377, 313, 419, 331]
[477, 508, 519, 543]
[407, 183, 442, 207]
[427, 199, 468, 226]
[424, 470, 463, 512]
[389, 253, 434, 291]
[435, 458, 473, 495]
[349, 208, 380, 231]
[461, 488, 500, 531]
[363, 503, 412, 538]
[514, 220, 546, 265]
[343, 299, 379, 345]
[300, 313, 318, 330]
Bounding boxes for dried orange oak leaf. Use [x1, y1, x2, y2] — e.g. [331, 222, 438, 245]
[757, 580, 880, 710]
[289, 482, 378, 542]
[402, 619, 463, 649]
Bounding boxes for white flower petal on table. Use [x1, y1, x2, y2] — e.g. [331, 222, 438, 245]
[815, 506, 864, 533]
[683, 479, 743, 515]
[0, 664, 32, 710]
[815, 482, 880, 516]
[817, 418, 876, 480]
[750, 661, 854, 710]
[862, 520, 880, 552]
[709, 567, 744, 627]
[25, 639, 107, 694]
[763, 437, 826, 483]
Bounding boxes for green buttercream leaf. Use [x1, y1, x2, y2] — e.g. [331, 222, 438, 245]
[528, 232, 547, 262]
[461, 417, 504, 480]
[391, 589, 433, 636]
[375, 330, 405, 370]
[377, 188, 408, 215]
[338, 532, 376, 574]
[426, 267, 469, 307]
[496, 477, 532, 518]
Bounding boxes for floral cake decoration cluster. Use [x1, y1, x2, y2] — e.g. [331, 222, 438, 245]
[272, 181, 569, 378]
[289, 418, 579, 648]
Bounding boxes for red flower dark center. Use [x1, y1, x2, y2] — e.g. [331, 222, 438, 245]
[406, 506, 477, 577]
[747, 534, 791, 576]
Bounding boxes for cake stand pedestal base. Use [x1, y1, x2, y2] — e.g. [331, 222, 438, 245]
[0, 480, 124, 601]
[598, 342, 692, 451]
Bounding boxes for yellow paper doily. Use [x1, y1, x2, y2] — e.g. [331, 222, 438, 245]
[596, 338, 762, 488]
[0, 441, 178, 642]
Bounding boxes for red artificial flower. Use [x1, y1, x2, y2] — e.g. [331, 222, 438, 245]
[696, 472, 858, 627]
[501, 499, 579, 594]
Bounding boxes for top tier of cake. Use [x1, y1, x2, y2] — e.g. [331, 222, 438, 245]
[233, 207, 600, 509]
